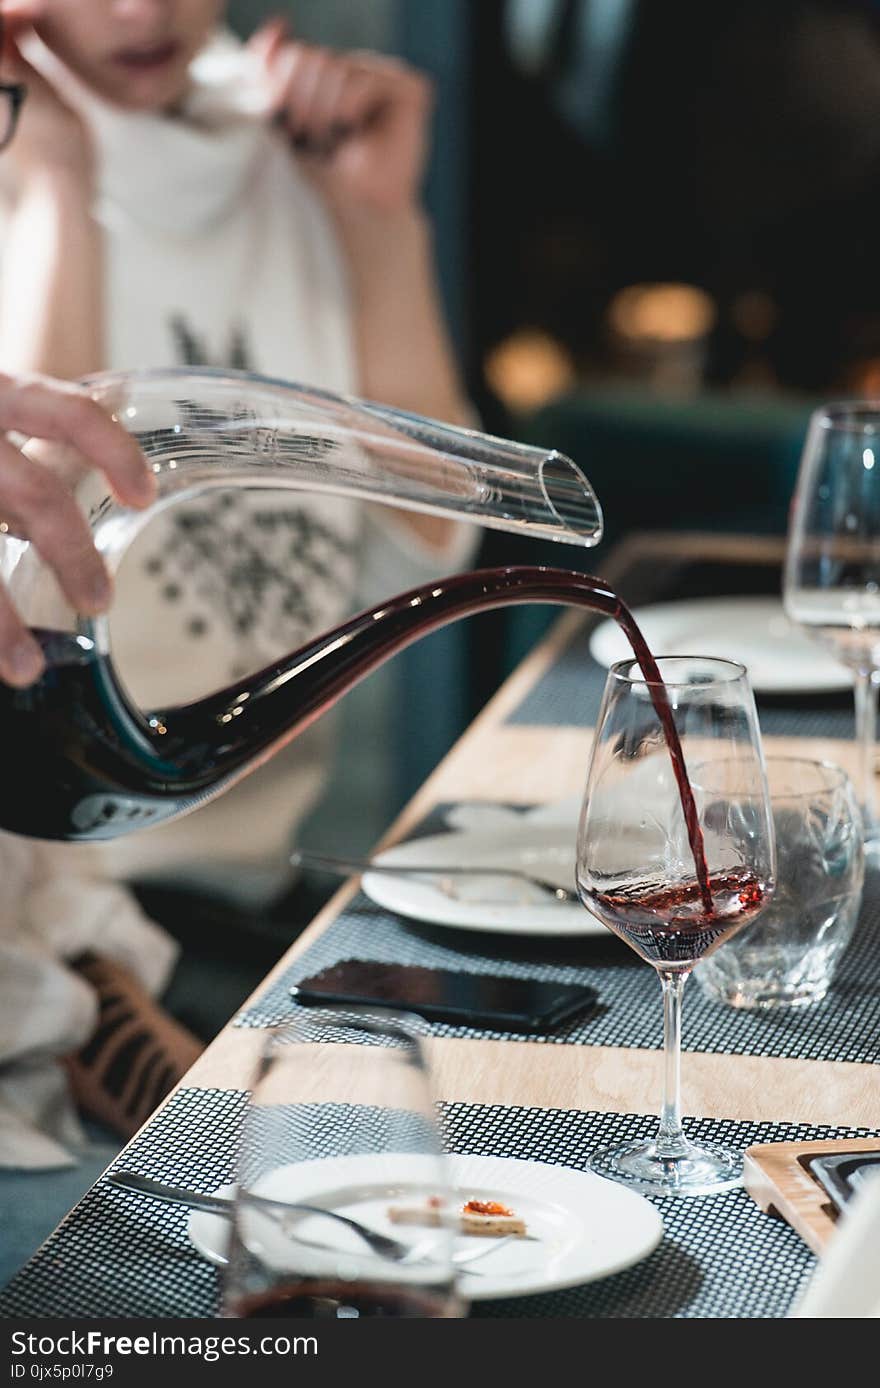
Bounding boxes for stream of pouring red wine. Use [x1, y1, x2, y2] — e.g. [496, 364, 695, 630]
[599, 594, 712, 911]
[0, 566, 711, 903]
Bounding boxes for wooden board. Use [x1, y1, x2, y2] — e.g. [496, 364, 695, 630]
[743, 1137, 880, 1254]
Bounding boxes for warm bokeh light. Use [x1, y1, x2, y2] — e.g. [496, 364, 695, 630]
[607, 283, 717, 344]
[484, 328, 577, 412]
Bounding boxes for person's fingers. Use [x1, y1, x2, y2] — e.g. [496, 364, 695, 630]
[326, 66, 386, 139]
[274, 46, 341, 143]
[0, 579, 44, 686]
[262, 39, 432, 151]
[0, 374, 155, 508]
[319, 60, 432, 154]
[344, 49, 413, 74]
[246, 14, 288, 67]
[0, 433, 113, 616]
[345, 52, 434, 108]
[260, 38, 300, 117]
[297, 55, 352, 149]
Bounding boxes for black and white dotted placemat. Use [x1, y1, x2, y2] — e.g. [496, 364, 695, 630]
[1, 1088, 876, 1319]
[236, 800, 880, 1064]
[505, 552, 857, 739]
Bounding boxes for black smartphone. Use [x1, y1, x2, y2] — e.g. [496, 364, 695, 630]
[808, 1152, 880, 1213]
[290, 959, 598, 1033]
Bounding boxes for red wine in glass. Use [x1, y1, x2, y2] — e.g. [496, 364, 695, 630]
[594, 869, 767, 967]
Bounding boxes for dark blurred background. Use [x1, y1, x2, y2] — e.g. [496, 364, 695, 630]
[228, 0, 880, 820]
[231, 0, 880, 401]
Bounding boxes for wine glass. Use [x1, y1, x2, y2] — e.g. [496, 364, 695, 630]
[577, 656, 775, 1197]
[222, 1006, 465, 1318]
[784, 403, 880, 855]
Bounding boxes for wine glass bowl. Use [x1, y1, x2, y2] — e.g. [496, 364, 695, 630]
[784, 402, 880, 850]
[577, 656, 775, 1197]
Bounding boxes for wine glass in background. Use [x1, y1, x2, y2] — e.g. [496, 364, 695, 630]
[784, 403, 880, 854]
[222, 1007, 464, 1319]
[577, 657, 775, 1197]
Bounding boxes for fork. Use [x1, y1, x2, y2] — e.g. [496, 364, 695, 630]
[292, 849, 578, 903]
[108, 1170, 516, 1274]
[107, 1170, 411, 1261]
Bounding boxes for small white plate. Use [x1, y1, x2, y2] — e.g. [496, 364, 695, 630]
[188, 1152, 663, 1300]
[362, 798, 602, 937]
[589, 596, 849, 694]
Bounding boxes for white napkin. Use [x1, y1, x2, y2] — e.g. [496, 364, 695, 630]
[790, 1170, 880, 1318]
[442, 795, 582, 835]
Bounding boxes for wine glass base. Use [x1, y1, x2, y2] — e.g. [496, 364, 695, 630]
[586, 1138, 743, 1198]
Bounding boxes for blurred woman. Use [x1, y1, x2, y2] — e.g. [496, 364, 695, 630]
[0, 1, 477, 1151]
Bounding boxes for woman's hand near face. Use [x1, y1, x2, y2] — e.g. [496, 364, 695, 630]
[0, 373, 154, 686]
[249, 20, 470, 550]
[250, 19, 433, 218]
[0, 7, 93, 183]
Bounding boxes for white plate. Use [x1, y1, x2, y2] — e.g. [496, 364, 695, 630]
[362, 798, 602, 937]
[188, 1152, 663, 1301]
[589, 596, 849, 694]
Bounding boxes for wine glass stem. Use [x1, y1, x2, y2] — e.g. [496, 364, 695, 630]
[655, 968, 690, 1160]
[853, 667, 879, 837]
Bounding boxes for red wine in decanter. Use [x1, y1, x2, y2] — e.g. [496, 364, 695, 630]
[0, 565, 709, 901]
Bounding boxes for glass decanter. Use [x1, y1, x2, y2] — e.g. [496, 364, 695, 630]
[0, 366, 616, 842]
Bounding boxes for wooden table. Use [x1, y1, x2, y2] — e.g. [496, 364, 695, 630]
[178, 531, 880, 1134]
